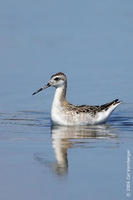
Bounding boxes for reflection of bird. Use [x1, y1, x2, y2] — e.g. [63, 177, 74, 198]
[33, 72, 121, 125]
[51, 125, 117, 176]
[33, 126, 118, 177]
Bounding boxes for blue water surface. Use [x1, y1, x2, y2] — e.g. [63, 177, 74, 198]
[0, 0, 133, 200]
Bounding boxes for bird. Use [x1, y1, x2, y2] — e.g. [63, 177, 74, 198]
[32, 72, 121, 126]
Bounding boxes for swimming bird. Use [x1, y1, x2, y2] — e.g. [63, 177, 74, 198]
[32, 72, 121, 126]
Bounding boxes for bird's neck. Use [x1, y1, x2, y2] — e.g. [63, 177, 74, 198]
[52, 84, 67, 107]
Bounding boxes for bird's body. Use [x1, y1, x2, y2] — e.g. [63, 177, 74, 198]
[33, 72, 121, 126]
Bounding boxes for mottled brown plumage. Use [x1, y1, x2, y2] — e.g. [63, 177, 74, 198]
[63, 99, 120, 116]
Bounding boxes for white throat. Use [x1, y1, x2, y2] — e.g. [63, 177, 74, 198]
[51, 84, 67, 125]
[52, 85, 67, 107]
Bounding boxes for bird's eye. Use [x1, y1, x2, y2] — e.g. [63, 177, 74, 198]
[54, 77, 60, 81]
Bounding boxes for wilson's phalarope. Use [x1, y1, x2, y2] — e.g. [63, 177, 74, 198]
[32, 72, 121, 126]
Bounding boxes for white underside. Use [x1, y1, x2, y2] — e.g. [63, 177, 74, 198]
[51, 102, 121, 126]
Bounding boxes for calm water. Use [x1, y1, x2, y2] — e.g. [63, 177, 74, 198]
[0, 0, 133, 200]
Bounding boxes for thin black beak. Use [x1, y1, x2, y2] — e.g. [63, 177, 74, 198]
[32, 83, 51, 95]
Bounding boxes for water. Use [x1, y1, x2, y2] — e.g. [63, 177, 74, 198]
[0, 0, 133, 199]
